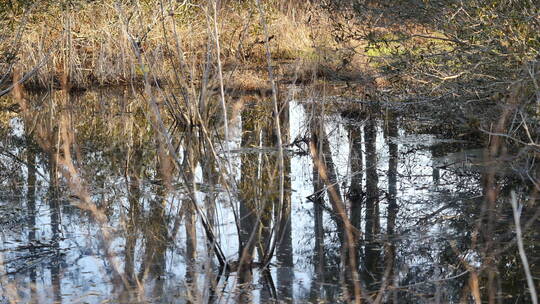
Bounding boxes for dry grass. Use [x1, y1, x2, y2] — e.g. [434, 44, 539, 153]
[4, 1, 372, 92]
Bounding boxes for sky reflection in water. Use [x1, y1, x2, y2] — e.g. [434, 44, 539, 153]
[0, 89, 537, 303]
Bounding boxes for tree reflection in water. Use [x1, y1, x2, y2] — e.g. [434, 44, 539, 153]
[0, 87, 537, 303]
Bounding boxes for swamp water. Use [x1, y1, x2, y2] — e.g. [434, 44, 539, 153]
[0, 88, 538, 303]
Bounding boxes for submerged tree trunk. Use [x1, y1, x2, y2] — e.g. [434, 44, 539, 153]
[348, 116, 364, 267]
[385, 115, 399, 303]
[238, 102, 261, 303]
[310, 141, 327, 301]
[25, 135, 38, 303]
[276, 99, 294, 303]
[364, 116, 380, 291]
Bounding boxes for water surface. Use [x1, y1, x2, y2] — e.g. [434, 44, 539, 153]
[0, 88, 538, 303]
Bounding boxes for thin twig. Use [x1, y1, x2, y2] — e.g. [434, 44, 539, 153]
[510, 191, 538, 304]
